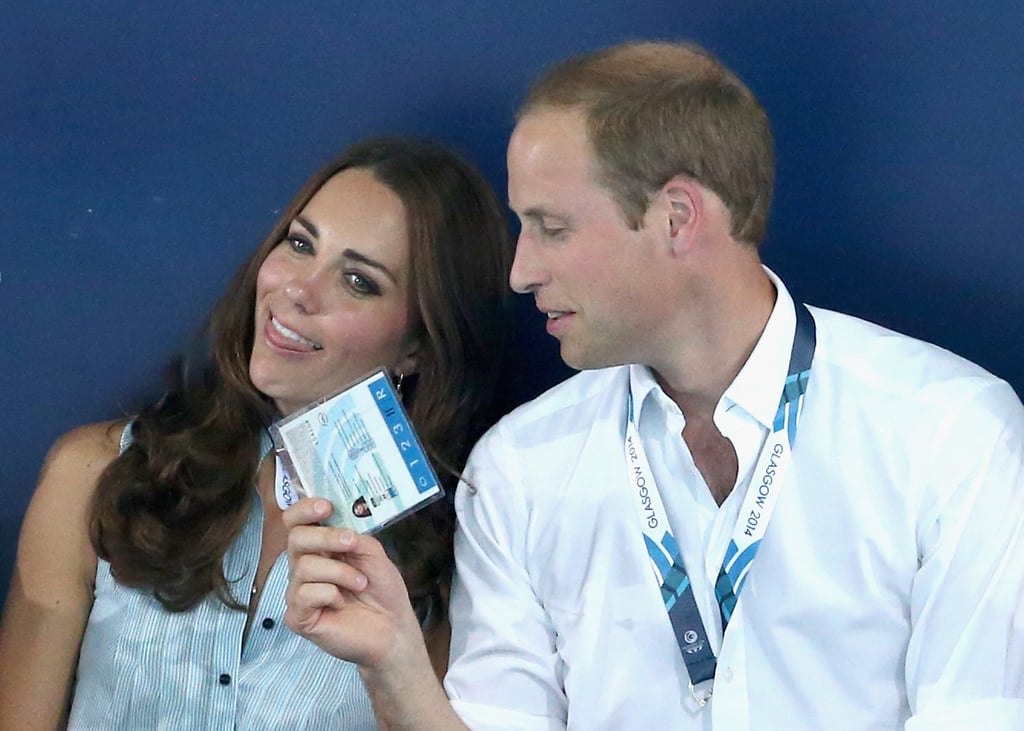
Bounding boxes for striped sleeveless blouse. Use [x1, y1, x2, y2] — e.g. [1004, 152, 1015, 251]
[67, 426, 375, 730]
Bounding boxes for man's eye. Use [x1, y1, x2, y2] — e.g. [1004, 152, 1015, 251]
[345, 271, 380, 296]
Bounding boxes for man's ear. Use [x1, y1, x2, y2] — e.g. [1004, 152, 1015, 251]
[660, 176, 704, 253]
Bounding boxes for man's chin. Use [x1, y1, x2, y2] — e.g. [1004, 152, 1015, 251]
[559, 343, 617, 372]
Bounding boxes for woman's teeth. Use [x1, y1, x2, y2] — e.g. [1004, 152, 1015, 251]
[272, 317, 323, 350]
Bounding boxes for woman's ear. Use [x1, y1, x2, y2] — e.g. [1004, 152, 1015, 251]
[393, 336, 421, 379]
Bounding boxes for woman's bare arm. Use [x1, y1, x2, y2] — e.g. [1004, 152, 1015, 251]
[0, 422, 120, 731]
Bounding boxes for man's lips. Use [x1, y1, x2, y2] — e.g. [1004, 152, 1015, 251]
[540, 308, 575, 335]
[538, 302, 575, 320]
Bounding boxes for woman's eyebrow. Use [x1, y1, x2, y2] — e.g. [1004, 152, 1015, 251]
[342, 248, 398, 285]
[294, 214, 320, 238]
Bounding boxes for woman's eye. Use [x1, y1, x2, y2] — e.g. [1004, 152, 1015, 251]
[287, 235, 314, 254]
[345, 271, 380, 296]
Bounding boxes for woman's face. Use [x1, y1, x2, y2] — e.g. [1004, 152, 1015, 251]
[249, 168, 419, 416]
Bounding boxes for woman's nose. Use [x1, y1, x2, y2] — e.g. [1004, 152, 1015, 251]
[283, 277, 321, 314]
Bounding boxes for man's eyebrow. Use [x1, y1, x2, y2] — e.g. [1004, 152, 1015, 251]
[294, 214, 320, 238]
[515, 206, 562, 221]
[343, 248, 398, 284]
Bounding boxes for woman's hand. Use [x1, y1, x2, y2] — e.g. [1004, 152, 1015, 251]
[283, 498, 421, 670]
[284, 499, 469, 730]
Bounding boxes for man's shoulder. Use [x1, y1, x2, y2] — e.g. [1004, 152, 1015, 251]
[809, 305, 1015, 408]
[478, 366, 629, 448]
[504, 366, 628, 425]
[460, 366, 630, 503]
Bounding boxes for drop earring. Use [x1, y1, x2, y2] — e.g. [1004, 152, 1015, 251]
[394, 371, 404, 398]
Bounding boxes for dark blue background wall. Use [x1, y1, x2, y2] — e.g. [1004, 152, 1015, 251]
[3, 1, 1022, 606]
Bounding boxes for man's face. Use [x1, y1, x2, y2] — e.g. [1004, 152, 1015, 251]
[507, 108, 672, 370]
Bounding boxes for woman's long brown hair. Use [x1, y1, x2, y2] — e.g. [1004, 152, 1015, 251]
[90, 138, 512, 620]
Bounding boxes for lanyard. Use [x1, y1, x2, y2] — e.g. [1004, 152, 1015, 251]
[275, 455, 299, 510]
[256, 428, 299, 511]
[625, 302, 816, 706]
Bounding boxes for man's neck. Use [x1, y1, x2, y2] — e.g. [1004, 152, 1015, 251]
[646, 264, 775, 506]
[653, 264, 777, 422]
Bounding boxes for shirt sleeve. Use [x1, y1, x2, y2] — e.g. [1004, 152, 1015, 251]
[904, 378, 1024, 729]
[443, 426, 568, 731]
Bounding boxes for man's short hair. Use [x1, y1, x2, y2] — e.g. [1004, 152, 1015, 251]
[518, 41, 774, 245]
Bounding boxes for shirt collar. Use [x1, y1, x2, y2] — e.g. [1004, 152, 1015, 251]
[628, 266, 797, 430]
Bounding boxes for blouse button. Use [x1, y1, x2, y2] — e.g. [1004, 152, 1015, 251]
[219, 673, 231, 686]
[262, 617, 275, 630]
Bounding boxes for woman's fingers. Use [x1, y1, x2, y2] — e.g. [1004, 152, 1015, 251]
[290, 552, 368, 593]
[282, 497, 334, 529]
[285, 499, 387, 563]
[282, 503, 421, 669]
[287, 522, 357, 560]
[284, 579, 347, 631]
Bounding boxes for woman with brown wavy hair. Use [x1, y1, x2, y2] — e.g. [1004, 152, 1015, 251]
[0, 137, 512, 730]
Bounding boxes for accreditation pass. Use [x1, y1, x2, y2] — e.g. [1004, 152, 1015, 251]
[270, 368, 443, 534]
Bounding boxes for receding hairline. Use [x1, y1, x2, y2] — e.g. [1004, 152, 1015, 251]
[512, 39, 773, 242]
[516, 41, 734, 119]
[511, 40, 746, 198]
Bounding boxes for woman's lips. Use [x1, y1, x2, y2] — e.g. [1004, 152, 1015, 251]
[265, 315, 323, 352]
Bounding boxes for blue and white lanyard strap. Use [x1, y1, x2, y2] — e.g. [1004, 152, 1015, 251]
[625, 302, 816, 706]
[256, 427, 300, 511]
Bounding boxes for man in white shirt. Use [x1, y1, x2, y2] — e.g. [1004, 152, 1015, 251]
[283, 41, 1024, 730]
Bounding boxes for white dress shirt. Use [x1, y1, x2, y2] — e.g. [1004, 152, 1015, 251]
[444, 272, 1024, 730]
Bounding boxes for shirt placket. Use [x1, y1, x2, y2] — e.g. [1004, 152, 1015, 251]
[706, 404, 766, 729]
[658, 407, 730, 657]
[207, 495, 262, 729]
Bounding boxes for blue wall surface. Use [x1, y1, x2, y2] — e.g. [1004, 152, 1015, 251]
[2, 1, 1023, 605]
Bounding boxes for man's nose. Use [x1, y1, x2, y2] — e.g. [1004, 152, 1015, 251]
[508, 231, 546, 294]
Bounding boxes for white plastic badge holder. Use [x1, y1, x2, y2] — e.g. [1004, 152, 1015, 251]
[269, 368, 443, 534]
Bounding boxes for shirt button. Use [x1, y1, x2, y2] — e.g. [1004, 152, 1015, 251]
[219, 673, 231, 686]
[720, 667, 734, 683]
[262, 617, 275, 630]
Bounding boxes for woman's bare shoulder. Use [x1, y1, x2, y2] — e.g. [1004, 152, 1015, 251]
[42, 420, 125, 478]
[0, 420, 128, 727]
[22, 420, 127, 574]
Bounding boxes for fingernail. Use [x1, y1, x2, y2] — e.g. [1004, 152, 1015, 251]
[315, 499, 330, 515]
[339, 530, 355, 547]
[353, 573, 367, 590]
